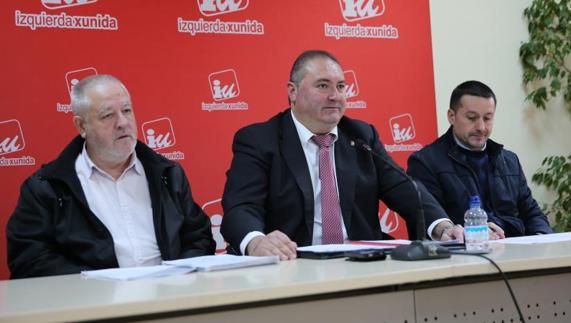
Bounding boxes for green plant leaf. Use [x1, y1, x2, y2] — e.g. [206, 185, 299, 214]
[524, 1, 571, 232]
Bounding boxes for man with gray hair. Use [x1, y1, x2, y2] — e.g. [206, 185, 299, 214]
[7, 75, 215, 279]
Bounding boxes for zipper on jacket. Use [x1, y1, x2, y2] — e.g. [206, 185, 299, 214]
[449, 151, 498, 215]
[448, 151, 482, 194]
[158, 174, 170, 258]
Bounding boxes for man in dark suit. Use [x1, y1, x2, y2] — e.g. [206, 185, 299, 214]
[221, 50, 463, 260]
[408, 80, 552, 237]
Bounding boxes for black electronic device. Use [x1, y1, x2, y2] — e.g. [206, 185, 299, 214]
[297, 250, 346, 260]
[388, 241, 451, 260]
[345, 249, 388, 262]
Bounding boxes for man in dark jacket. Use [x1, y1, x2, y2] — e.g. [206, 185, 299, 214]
[221, 50, 464, 260]
[408, 80, 552, 237]
[7, 75, 215, 279]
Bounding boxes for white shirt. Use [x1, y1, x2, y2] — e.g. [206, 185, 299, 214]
[75, 145, 161, 267]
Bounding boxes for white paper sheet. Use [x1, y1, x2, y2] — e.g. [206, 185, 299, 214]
[81, 265, 194, 281]
[489, 232, 571, 244]
[163, 254, 280, 272]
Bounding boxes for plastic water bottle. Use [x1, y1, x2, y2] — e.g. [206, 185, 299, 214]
[464, 196, 489, 251]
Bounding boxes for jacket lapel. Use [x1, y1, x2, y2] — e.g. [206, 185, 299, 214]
[335, 130, 357, 235]
[142, 156, 163, 241]
[44, 136, 92, 210]
[136, 142, 176, 255]
[279, 112, 315, 236]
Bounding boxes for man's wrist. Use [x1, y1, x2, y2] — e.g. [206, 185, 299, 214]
[433, 221, 454, 240]
[240, 231, 265, 255]
[246, 236, 264, 255]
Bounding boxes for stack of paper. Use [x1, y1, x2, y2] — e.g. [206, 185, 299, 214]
[164, 254, 280, 272]
[81, 255, 280, 281]
[81, 265, 193, 281]
[489, 232, 571, 244]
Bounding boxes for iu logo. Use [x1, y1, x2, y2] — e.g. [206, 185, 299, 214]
[343, 70, 360, 99]
[141, 118, 176, 151]
[65, 67, 98, 94]
[389, 113, 416, 143]
[338, 0, 385, 22]
[197, 0, 249, 17]
[202, 198, 228, 254]
[208, 69, 240, 101]
[379, 205, 399, 234]
[0, 119, 26, 156]
[42, 0, 98, 10]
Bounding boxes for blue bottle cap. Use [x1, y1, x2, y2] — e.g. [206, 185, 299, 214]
[469, 196, 481, 208]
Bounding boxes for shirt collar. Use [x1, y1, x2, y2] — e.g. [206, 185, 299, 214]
[452, 133, 486, 152]
[78, 143, 142, 180]
[290, 110, 338, 145]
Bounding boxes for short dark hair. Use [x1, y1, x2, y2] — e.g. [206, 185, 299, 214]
[449, 80, 497, 111]
[289, 50, 341, 86]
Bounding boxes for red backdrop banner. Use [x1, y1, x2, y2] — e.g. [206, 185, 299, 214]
[0, 0, 437, 279]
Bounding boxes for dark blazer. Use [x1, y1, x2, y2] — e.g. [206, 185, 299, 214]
[7, 136, 215, 279]
[221, 110, 448, 253]
[407, 127, 553, 237]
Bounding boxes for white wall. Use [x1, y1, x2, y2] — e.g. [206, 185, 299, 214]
[429, 0, 571, 212]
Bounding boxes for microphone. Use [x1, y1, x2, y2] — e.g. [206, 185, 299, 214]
[353, 139, 450, 261]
